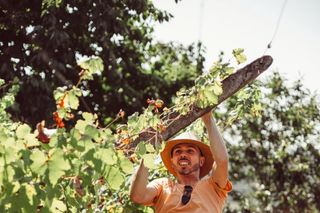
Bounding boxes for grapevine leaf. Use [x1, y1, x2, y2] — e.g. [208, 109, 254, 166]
[82, 112, 96, 122]
[78, 56, 104, 80]
[204, 88, 218, 105]
[48, 149, 71, 186]
[95, 148, 116, 165]
[141, 154, 157, 169]
[11, 184, 35, 212]
[213, 81, 223, 95]
[16, 124, 31, 139]
[145, 143, 155, 153]
[232, 48, 247, 64]
[50, 198, 67, 212]
[75, 120, 87, 133]
[105, 166, 124, 190]
[136, 142, 146, 156]
[120, 157, 134, 174]
[25, 133, 40, 147]
[84, 125, 99, 141]
[30, 150, 47, 175]
[66, 90, 80, 110]
[53, 87, 67, 101]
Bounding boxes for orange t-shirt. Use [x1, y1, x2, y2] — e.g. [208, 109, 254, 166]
[145, 177, 232, 213]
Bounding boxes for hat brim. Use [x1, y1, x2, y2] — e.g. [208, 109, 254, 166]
[160, 138, 214, 178]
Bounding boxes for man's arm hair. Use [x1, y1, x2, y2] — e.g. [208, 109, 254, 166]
[202, 112, 229, 188]
[129, 159, 158, 204]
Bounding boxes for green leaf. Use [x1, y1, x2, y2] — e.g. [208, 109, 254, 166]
[78, 137, 95, 153]
[25, 133, 40, 147]
[41, 0, 62, 16]
[48, 149, 71, 186]
[75, 120, 87, 133]
[105, 166, 124, 190]
[127, 112, 141, 134]
[232, 48, 247, 64]
[120, 157, 134, 174]
[203, 88, 218, 105]
[66, 90, 80, 110]
[50, 198, 67, 212]
[142, 154, 157, 169]
[115, 151, 133, 174]
[82, 112, 96, 122]
[84, 125, 99, 141]
[53, 87, 66, 101]
[212, 81, 223, 96]
[148, 115, 161, 127]
[136, 142, 146, 156]
[1, 164, 16, 183]
[2, 139, 18, 164]
[0, 129, 7, 142]
[195, 76, 206, 85]
[11, 184, 35, 212]
[145, 144, 155, 153]
[78, 56, 104, 80]
[95, 148, 116, 165]
[16, 124, 31, 139]
[25, 183, 37, 203]
[30, 150, 47, 175]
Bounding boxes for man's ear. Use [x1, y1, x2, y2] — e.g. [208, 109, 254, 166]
[199, 156, 205, 167]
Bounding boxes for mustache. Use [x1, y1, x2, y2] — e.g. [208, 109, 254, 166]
[178, 156, 190, 161]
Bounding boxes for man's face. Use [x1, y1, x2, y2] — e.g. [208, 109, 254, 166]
[170, 143, 205, 176]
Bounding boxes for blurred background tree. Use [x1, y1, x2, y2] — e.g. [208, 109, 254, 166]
[0, 0, 205, 126]
[221, 72, 320, 212]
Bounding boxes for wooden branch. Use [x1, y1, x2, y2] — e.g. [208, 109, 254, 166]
[128, 55, 273, 149]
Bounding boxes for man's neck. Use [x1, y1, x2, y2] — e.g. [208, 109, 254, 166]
[177, 174, 200, 186]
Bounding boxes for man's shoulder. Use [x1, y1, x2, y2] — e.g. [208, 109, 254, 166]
[150, 177, 172, 184]
[199, 176, 233, 197]
[149, 177, 175, 188]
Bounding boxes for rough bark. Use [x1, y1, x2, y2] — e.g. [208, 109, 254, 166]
[129, 55, 273, 149]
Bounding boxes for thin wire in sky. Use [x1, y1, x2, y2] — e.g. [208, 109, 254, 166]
[263, 0, 289, 55]
[198, 0, 205, 42]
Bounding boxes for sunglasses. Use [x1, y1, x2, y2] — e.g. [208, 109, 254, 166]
[181, 185, 193, 205]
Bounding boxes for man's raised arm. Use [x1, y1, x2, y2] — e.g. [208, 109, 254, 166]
[202, 112, 229, 188]
[129, 159, 158, 204]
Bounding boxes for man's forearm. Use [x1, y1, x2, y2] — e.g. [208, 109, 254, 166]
[202, 114, 229, 163]
[202, 112, 229, 187]
[129, 159, 149, 203]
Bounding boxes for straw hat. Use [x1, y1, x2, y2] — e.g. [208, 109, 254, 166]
[160, 132, 214, 178]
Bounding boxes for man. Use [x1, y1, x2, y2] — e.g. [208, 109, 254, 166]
[129, 112, 232, 212]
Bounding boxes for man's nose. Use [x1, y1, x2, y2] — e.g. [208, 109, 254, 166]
[179, 152, 188, 158]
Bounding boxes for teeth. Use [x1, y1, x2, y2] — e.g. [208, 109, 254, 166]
[179, 161, 189, 166]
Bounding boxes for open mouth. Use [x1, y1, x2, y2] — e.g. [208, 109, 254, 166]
[178, 160, 190, 166]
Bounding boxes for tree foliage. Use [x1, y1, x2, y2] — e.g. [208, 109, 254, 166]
[0, 0, 204, 126]
[1, 55, 319, 212]
[222, 72, 320, 212]
[0, 49, 224, 212]
[0, 48, 253, 212]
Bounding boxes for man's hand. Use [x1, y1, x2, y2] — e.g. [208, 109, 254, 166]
[201, 111, 213, 126]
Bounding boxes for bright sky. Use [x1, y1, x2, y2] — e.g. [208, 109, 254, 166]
[153, 0, 320, 93]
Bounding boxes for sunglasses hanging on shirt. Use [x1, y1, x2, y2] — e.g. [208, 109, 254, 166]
[181, 185, 193, 205]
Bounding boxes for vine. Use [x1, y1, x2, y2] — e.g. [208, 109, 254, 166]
[0, 49, 262, 212]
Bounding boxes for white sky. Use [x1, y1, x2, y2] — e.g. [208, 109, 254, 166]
[152, 0, 320, 93]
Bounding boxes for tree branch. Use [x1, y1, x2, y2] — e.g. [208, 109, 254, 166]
[129, 55, 273, 149]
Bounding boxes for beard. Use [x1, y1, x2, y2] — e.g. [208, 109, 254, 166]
[177, 163, 200, 176]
